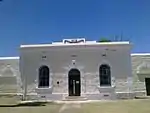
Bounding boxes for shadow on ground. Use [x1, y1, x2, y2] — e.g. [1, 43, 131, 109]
[0, 101, 52, 107]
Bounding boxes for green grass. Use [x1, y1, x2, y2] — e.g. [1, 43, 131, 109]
[1, 98, 150, 113]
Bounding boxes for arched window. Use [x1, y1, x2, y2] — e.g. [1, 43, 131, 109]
[38, 65, 49, 88]
[99, 64, 111, 86]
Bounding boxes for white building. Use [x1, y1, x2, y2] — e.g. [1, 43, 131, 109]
[0, 38, 149, 100]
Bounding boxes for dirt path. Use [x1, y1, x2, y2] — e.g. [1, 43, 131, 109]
[59, 103, 81, 113]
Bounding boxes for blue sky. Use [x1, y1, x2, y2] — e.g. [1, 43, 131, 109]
[0, 0, 150, 56]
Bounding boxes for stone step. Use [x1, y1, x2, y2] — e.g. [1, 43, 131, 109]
[63, 96, 87, 101]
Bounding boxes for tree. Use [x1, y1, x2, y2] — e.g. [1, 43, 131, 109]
[98, 38, 111, 42]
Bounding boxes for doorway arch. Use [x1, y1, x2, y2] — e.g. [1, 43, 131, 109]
[68, 68, 81, 96]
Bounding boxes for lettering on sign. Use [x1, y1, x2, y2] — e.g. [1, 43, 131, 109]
[63, 38, 85, 44]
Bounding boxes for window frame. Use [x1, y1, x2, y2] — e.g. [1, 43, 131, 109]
[38, 65, 50, 88]
[99, 64, 111, 86]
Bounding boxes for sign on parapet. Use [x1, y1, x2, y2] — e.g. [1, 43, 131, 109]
[63, 38, 86, 44]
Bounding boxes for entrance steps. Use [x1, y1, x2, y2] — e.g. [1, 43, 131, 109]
[63, 96, 87, 101]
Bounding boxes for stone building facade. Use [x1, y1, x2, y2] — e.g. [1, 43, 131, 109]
[20, 39, 132, 100]
[0, 39, 149, 100]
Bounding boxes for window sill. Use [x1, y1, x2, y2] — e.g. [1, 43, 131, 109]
[97, 86, 115, 93]
[36, 86, 52, 89]
[35, 86, 53, 94]
[137, 72, 150, 75]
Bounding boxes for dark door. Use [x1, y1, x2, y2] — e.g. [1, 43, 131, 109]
[145, 78, 150, 96]
[68, 68, 81, 96]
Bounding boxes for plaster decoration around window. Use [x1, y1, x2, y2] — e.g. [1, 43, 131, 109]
[136, 61, 150, 74]
[71, 55, 77, 58]
[38, 65, 50, 88]
[1, 65, 16, 77]
[99, 59, 112, 68]
[35, 86, 53, 94]
[63, 61, 84, 71]
[63, 61, 85, 78]
[72, 59, 76, 65]
[99, 64, 111, 86]
[102, 54, 107, 57]
[40, 51, 48, 61]
[36, 63, 53, 89]
[111, 76, 116, 87]
[42, 55, 47, 59]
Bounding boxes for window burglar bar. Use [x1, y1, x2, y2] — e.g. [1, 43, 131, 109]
[38, 65, 49, 88]
[100, 64, 111, 86]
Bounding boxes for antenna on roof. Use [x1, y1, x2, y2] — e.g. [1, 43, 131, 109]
[120, 32, 123, 41]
